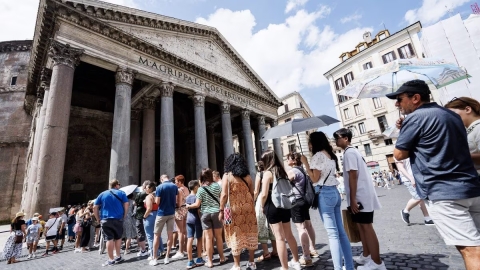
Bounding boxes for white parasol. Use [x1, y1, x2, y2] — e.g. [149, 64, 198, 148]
[120, 184, 138, 196]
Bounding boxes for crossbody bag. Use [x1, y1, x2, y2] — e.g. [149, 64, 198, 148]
[109, 190, 125, 219]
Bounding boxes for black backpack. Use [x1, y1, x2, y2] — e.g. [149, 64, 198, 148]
[294, 166, 317, 209]
[67, 214, 75, 225]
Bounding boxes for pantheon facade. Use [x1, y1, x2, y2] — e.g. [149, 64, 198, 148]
[0, 0, 285, 219]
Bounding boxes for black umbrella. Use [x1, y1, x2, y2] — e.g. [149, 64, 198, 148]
[260, 115, 339, 153]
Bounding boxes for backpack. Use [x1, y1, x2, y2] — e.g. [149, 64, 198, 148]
[67, 214, 75, 225]
[294, 166, 317, 209]
[271, 173, 296, 209]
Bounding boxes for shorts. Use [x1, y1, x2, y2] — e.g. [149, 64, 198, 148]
[135, 219, 146, 242]
[101, 219, 124, 241]
[265, 200, 291, 224]
[337, 187, 345, 194]
[201, 212, 223, 230]
[351, 211, 374, 224]
[187, 222, 203, 239]
[425, 196, 480, 246]
[27, 236, 39, 243]
[154, 215, 175, 235]
[57, 228, 66, 240]
[46, 235, 57, 241]
[291, 199, 310, 223]
[403, 181, 421, 200]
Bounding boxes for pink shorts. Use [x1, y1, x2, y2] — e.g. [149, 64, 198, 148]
[73, 222, 83, 233]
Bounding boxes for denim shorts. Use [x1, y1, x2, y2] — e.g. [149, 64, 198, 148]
[403, 181, 420, 200]
[186, 222, 203, 239]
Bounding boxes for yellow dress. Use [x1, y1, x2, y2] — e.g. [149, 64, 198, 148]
[224, 174, 258, 256]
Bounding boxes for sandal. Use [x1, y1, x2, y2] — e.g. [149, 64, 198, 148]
[220, 257, 229, 264]
[205, 261, 214, 268]
[256, 253, 272, 262]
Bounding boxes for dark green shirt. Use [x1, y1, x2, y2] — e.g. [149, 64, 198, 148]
[134, 191, 148, 220]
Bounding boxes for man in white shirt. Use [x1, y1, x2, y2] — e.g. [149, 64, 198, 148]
[57, 209, 68, 250]
[334, 128, 385, 270]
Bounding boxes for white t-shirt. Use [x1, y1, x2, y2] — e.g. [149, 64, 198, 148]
[342, 146, 381, 212]
[310, 151, 339, 186]
[467, 119, 480, 173]
[397, 158, 414, 182]
[45, 218, 61, 237]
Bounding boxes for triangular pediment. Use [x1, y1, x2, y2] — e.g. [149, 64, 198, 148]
[108, 22, 266, 96]
[59, 0, 279, 102]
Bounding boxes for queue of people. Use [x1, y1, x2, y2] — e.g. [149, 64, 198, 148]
[4, 79, 480, 270]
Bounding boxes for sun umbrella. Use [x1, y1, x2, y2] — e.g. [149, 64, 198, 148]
[260, 115, 339, 153]
[120, 184, 138, 196]
[338, 59, 471, 99]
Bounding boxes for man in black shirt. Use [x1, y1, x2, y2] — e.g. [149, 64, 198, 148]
[134, 180, 151, 257]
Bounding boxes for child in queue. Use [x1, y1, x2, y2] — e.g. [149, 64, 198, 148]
[185, 180, 206, 268]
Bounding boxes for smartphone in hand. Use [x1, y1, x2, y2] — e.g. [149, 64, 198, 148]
[347, 202, 364, 213]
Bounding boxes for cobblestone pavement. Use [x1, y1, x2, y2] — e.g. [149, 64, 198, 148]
[1, 186, 465, 269]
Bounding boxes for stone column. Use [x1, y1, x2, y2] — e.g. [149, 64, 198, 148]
[141, 97, 156, 182]
[237, 133, 245, 156]
[129, 109, 141, 185]
[254, 129, 261, 162]
[159, 82, 175, 177]
[221, 103, 234, 158]
[193, 94, 208, 177]
[33, 41, 83, 216]
[257, 116, 267, 156]
[23, 74, 50, 216]
[271, 120, 284, 163]
[242, 110, 257, 178]
[109, 68, 135, 183]
[207, 125, 217, 171]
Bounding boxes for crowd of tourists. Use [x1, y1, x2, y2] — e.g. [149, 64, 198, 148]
[3, 80, 480, 270]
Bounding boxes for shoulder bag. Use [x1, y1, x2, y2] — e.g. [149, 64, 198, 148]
[109, 190, 125, 218]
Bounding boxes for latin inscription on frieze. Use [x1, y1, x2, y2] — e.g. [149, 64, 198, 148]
[139, 56, 259, 108]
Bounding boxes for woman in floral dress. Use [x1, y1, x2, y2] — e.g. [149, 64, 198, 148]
[220, 153, 258, 270]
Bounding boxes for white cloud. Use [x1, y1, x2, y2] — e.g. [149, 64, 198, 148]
[285, 0, 309, 13]
[404, 0, 470, 25]
[0, 0, 139, 42]
[340, 13, 362, 24]
[196, 7, 370, 97]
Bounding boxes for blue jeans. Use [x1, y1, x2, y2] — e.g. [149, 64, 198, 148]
[144, 211, 163, 257]
[318, 186, 354, 270]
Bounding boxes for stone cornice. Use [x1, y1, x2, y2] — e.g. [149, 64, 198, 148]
[28, 0, 282, 110]
[0, 86, 26, 93]
[278, 108, 309, 120]
[0, 40, 33, 52]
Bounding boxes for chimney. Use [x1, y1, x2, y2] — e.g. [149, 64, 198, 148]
[363, 31, 372, 43]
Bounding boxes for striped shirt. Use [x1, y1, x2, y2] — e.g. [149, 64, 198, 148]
[196, 182, 221, 214]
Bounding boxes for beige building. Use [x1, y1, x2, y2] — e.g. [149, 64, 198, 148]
[323, 22, 423, 172]
[276, 92, 315, 169]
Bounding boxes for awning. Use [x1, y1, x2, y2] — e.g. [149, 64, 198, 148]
[366, 161, 379, 167]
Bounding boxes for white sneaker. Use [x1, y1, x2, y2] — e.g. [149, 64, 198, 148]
[32, 253, 36, 258]
[247, 261, 256, 269]
[27, 254, 32, 259]
[172, 252, 185, 260]
[149, 259, 158, 266]
[74, 248, 81, 253]
[357, 260, 387, 270]
[137, 250, 149, 257]
[288, 260, 301, 270]
[164, 257, 170, 264]
[147, 256, 153, 261]
[354, 254, 372, 265]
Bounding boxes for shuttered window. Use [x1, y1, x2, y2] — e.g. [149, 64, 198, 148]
[382, 51, 396, 64]
[398, 44, 415, 59]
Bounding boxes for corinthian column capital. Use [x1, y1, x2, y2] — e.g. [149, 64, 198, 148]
[115, 68, 135, 86]
[257, 115, 266, 125]
[131, 109, 141, 120]
[192, 94, 205, 107]
[48, 40, 83, 69]
[160, 82, 175, 97]
[221, 102, 230, 114]
[141, 97, 157, 110]
[241, 110, 250, 120]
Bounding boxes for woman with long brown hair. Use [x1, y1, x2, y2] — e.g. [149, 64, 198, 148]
[172, 175, 188, 259]
[445, 97, 480, 173]
[258, 150, 301, 270]
[3, 212, 26, 264]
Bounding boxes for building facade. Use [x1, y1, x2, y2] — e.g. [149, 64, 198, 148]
[276, 92, 315, 169]
[323, 22, 423, 173]
[0, 0, 285, 220]
[421, 14, 480, 103]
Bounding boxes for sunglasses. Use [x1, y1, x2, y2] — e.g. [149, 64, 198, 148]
[449, 97, 470, 106]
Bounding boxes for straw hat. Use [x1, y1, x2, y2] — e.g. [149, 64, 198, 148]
[15, 212, 25, 218]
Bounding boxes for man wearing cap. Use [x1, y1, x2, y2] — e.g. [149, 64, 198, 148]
[388, 79, 480, 270]
[26, 213, 40, 227]
[94, 179, 129, 267]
